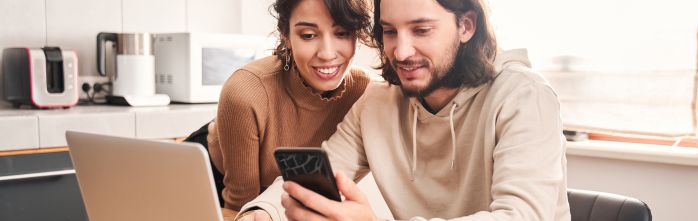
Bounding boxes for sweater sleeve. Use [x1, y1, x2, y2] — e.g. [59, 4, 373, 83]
[322, 85, 371, 182]
[215, 69, 269, 210]
[485, 83, 566, 221]
[420, 82, 566, 221]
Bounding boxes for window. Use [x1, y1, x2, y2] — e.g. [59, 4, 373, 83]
[490, 0, 698, 139]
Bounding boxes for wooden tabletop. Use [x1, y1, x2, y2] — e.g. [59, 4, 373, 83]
[0, 147, 69, 156]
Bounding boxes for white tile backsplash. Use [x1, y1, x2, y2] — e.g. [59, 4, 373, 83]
[122, 0, 187, 33]
[46, 0, 122, 77]
[240, 0, 275, 36]
[187, 0, 241, 33]
[0, 0, 46, 47]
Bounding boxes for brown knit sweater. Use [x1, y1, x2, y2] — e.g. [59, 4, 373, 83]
[208, 56, 370, 210]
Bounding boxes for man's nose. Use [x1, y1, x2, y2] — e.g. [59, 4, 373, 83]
[393, 35, 416, 61]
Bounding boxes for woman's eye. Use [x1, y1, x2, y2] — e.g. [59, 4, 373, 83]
[300, 33, 316, 40]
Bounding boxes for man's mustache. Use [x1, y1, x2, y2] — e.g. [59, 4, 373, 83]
[392, 59, 429, 68]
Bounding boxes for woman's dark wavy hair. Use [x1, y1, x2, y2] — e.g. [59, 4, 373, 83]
[372, 0, 498, 87]
[271, 0, 374, 60]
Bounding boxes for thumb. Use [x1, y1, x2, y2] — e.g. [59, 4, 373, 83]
[237, 214, 250, 221]
[336, 172, 368, 204]
[253, 210, 272, 221]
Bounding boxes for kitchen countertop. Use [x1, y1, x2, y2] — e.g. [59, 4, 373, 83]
[0, 104, 217, 151]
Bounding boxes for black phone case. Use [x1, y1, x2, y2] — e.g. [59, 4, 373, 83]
[273, 147, 342, 201]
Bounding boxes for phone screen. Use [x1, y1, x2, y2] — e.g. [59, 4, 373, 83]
[274, 147, 342, 201]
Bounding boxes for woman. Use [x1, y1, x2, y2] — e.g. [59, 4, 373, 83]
[206, 0, 374, 211]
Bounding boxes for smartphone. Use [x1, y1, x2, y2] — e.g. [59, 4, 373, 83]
[273, 147, 342, 202]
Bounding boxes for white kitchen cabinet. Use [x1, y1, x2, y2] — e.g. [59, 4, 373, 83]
[134, 104, 216, 139]
[0, 104, 217, 150]
[0, 114, 39, 151]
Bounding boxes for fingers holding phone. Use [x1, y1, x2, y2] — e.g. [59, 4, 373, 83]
[334, 172, 369, 204]
[281, 189, 329, 221]
[282, 180, 340, 214]
[281, 172, 380, 221]
[273, 147, 342, 201]
[274, 147, 380, 221]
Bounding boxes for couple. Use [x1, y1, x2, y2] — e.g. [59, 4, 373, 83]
[208, 0, 570, 220]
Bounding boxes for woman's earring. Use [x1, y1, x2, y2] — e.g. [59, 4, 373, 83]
[283, 48, 291, 71]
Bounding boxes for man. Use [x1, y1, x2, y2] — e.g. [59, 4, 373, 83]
[237, 0, 570, 220]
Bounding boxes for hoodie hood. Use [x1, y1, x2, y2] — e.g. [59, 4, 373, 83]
[405, 48, 532, 180]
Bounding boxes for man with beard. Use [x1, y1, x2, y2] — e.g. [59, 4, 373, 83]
[236, 0, 571, 220]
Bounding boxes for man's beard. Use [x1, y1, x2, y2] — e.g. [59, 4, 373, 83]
[395, 37, 463, 98]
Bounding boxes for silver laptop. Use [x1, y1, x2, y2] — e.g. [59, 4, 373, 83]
[66, 131, 224, 221]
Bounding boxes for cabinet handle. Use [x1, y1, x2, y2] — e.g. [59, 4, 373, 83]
[0, 169, 76, 182]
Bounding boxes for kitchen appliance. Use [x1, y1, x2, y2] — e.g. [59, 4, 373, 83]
[153, 33, 275, 103]
[97, 32, 170, 106]
[2, 47, 79, 108]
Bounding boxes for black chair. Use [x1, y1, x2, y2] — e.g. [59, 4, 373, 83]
[568, 189, 652, 221]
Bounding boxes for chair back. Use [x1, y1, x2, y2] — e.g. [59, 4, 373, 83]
[568, 189, 652, 221]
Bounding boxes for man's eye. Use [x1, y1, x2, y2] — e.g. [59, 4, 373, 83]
[336, 31, 351, 38]
[415, 28, 431, 34]
[300, 34, 316, 40]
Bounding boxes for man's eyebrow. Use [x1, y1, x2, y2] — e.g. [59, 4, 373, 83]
[294, 21, 318, 28]
[408, 18, 438, 24]
[380, 20, 392, 26]
[380, 18, 438, 26]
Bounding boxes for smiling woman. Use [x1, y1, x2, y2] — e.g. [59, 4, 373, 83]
[284, 0, 357, 93]
[206, 0, 375, 212]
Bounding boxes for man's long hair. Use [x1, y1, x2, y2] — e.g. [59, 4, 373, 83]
[372, 0, 498, 88]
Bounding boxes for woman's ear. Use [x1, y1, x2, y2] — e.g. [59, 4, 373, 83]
[458, 10, 477, 43]
[281, 35, 292, 50]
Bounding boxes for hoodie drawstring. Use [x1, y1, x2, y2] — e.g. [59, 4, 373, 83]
[448, 102, 458, 170]
[410, 102, 458, 181]
[411, 105, 418, 181]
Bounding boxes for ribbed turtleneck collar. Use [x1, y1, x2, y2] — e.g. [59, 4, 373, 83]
[284, 65, 349, 111]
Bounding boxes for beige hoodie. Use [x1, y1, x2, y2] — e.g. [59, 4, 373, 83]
[240, 49, 571, 221]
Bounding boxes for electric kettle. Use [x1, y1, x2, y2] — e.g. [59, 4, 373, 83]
[97, 32, 169, 106]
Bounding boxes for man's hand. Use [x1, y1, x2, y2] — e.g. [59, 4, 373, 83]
[207, 121, 218, 145]
[281, 172, 380, 221]
[236, 210, 272, 221]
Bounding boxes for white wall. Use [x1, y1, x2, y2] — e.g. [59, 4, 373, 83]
[567, 154, 697, 221]
[0, 0, 246, 107]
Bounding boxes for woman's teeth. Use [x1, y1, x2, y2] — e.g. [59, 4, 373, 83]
[318, 67, 338, 74]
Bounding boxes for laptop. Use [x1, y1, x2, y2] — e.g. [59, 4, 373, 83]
[66, 131, 224, 221]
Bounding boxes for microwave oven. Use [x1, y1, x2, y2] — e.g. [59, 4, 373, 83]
[153, 33, 276, 103]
